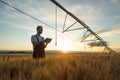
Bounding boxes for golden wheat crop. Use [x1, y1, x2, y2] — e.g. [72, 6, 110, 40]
[0, 53, 120, 80]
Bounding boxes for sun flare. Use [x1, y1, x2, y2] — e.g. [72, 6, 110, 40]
[60, 46, 69, 52]
[58, 39, 71, 52]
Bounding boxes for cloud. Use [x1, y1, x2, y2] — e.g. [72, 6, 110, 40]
[74, 24, 120, 42]
[68, 4, 102, 24]
[0, 0, 104, 33]
[0, 0, 56, 30]
[41, 3, 103, 31]
[0, 21, 17, 25]
[115, 15, 120, 20]
[87, 41, 108, 47]
[110, 0, 120, 4]
[97, 24, 120, 36]
[0, 0, 119, 37]
[0, 20, 35, 31]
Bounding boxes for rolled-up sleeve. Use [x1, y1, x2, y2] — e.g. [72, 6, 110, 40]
[31, 35, 37, 43]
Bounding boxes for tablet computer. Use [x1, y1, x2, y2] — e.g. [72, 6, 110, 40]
[45, 38, 52, 43]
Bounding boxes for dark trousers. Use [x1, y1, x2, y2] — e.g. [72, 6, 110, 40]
[33, 43, 45, 59]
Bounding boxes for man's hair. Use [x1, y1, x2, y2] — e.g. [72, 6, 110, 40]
[36, 26, 42, 30]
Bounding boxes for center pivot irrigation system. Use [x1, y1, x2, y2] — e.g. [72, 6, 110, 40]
[51, 0, 116, 53]
[0, 0, 116, 53]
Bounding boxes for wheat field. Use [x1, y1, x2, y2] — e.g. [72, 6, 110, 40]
[0, 53, 120, 80]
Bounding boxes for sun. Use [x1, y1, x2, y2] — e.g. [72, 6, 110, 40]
[60, 46, 69, 52]
[58, 38, 71, 52]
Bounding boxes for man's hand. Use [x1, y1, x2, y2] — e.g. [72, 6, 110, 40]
[44, 38, 52, 48]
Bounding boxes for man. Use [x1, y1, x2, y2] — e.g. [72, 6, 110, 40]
[31, 26, 50, 59]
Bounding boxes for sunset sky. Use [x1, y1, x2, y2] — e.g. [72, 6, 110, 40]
[0, 0, 120, 51]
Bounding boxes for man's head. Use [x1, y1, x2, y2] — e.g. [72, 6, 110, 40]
[36, 26, 43, 34]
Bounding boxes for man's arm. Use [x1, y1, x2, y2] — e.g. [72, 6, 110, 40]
[44, 42, 49, 48]
[32, 41, 44, 47]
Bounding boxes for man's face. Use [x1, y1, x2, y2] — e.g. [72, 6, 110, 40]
[37, 27, 43, 34]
